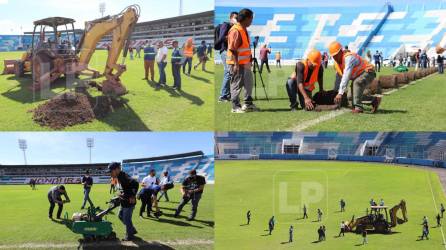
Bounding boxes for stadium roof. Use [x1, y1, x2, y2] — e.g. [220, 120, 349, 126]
[135, 11, 213, 27]
[0, 163, 109, 168]
[122, 151, 205, 163]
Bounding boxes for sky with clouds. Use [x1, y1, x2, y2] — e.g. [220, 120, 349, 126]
[0, 0, 214, 35]
[0, 132, 214, 165]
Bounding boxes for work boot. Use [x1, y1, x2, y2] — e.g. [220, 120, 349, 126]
[187, 216, 195, 221]
[371, 96, 382, 113]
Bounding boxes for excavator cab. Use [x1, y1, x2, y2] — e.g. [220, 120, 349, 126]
[29, 17, 78, 90]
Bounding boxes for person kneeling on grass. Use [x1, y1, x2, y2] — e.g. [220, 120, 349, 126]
[174, 169, 206, 221]
[48, 185, 70, 220]
[285, 49, 324, 112]
[328, 41, 381, 114]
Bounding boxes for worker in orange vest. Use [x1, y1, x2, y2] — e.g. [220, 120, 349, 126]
[286, 49, 324, 111]
[226, 8, 258, 113]
[328, 41, 381, 113]
[182, 38, 195, 76]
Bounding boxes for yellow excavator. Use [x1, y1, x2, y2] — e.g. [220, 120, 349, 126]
[2, 5, 140, 96]
[345, 200, 408, 234]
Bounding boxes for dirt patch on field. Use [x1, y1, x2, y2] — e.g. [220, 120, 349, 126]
[30, 92, 124, 129]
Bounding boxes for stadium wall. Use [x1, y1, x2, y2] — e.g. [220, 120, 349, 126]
[214, 1, 446, 64]
[217, 153, 446, 168]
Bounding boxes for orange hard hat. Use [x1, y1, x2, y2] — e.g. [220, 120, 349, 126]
[328, 41, 343, 56]
[307, 49, 322, 66]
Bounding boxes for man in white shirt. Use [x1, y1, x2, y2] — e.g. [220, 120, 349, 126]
[138, 169, 159, 217]
[156, 41, 168, 87]
[141, 169, 158, 188]
[158, 171, 173, 202]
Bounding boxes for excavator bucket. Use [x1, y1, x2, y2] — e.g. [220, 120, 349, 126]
[2, 60, 17, 75]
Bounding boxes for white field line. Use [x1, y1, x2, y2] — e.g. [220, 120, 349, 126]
[0, 239, 214, 249]
[290, 108, 349, 131]
[426, 172, 446, 248]
[290, 72, 438, 131]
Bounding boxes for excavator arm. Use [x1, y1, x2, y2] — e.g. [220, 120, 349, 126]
[76, 5, 140, 96]
[389, 200, 408, 227]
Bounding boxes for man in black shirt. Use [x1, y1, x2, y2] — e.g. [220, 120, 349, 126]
[48, 185, 70, 219]
[81, 170, 94, 209]
[108, 162, 139, 241]
[174, 169, 206, 221]
[286, 50, 324, 111]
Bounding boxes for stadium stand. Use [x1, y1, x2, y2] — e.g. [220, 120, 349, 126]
[0, 151, 214, 185]
[215, 1, 446, 63]
[122, 151, 214, 184]
[215, 132, 446, 166]
[0, 11, 213, 51]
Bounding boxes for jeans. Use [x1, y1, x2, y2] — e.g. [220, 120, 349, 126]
[157, 62, 167, 85]
[172, 63, 182, 89]
[183, 57, 192, 74]
[158, 190, 169, 201]
[374, 61, 381, 72]
[81, 188, 94, 208]
[259, 60, 270, 73]
[48, 196, 63, 218]
[119, 206, 136, 238]
[219, 51, 231, 99]
[285, 78, 312, 109]
[139, 195, 151, 216]
[439, 63, 444, 74]
[175, 192, 202, 219]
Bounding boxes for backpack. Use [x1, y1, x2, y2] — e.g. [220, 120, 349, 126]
[214, 22, 229, 51]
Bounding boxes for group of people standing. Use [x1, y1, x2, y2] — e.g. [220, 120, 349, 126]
[137, 39, 211, 91]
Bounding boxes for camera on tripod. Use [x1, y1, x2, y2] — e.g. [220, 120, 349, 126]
[251, 35, 269, 101]
[253, 36, 260, 49]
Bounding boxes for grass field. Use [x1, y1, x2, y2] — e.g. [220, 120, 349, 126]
[0, 50, 214, 131]
[215, 160, 446, 250]
[0, 184, 214, 250]
[214, 63, 446, 131]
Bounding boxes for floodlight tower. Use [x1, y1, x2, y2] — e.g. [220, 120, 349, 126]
[86, 138, 94, 164]
[179, 0, 183, 16]
[18, 139, 28, 165]
[99, 2, 106, 17]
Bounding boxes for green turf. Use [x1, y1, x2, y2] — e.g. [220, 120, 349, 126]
[0, 184, 214, 250]
[0, 51, 214, 131]
[215, 160, 446, 250]
[214, 63, 445, 131]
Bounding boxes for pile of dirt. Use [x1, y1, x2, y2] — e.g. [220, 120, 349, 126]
[31, 92, 124, 129]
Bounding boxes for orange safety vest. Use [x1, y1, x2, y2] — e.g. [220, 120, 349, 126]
[301, 60, 320, 92]
[183, 45, 194, 58]
[334, 52, 374, 79]
[226, 23, 252, 65]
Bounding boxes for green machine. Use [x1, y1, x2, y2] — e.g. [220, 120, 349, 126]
[67, 196, 121, 240]
[394, 65, 409, 72]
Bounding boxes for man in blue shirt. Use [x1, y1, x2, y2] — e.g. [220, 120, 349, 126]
[143, 40, 156, 82]
[194, 40, 208, 71]
[171, 40, 183, 90]
[81, 170, 94, 209]
[373, 51, 381, 72]
[217, 12, 238, 102]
